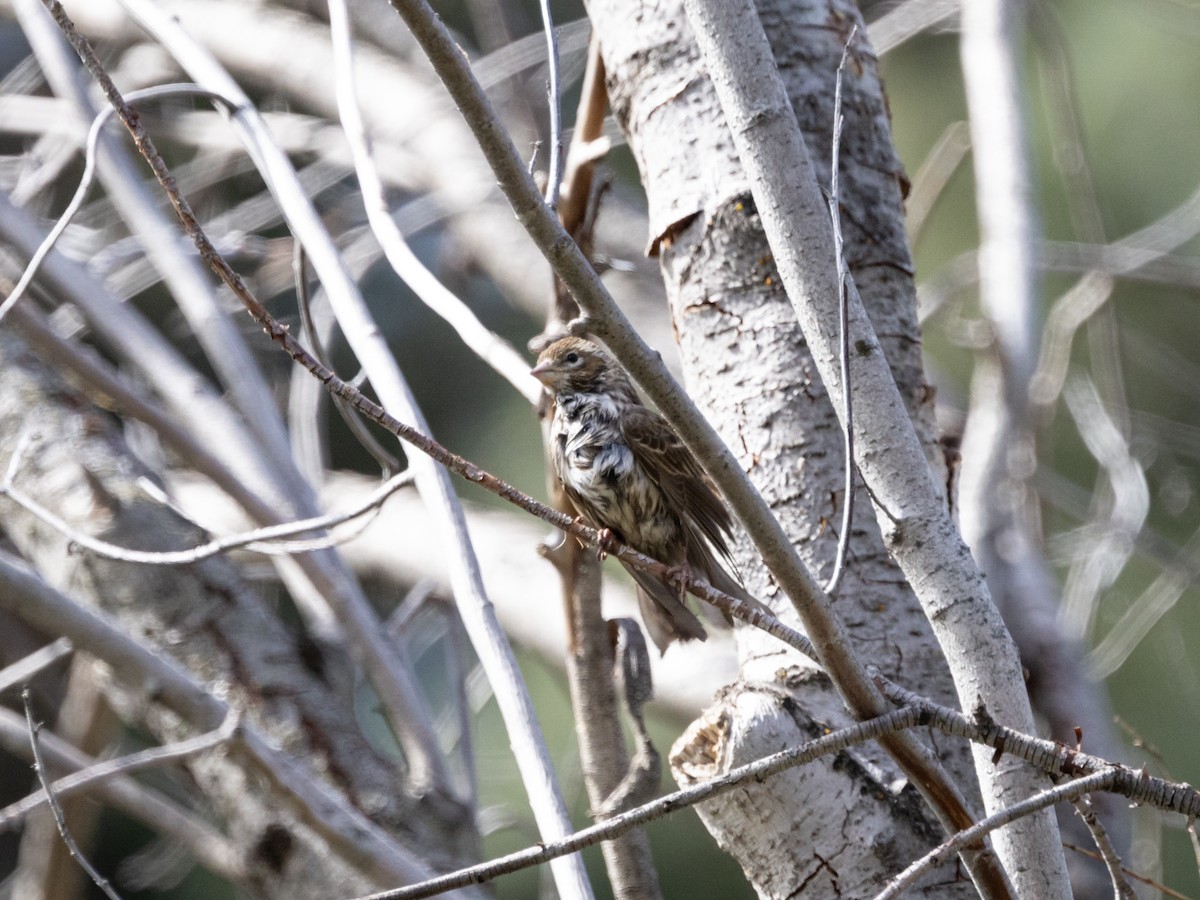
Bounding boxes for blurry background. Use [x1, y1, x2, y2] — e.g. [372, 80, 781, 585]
[0, 0, 1198, 896]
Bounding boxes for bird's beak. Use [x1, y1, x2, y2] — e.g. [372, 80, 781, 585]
[530, 361, 557, 387]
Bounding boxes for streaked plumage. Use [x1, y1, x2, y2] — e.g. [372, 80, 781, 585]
[531, 337, 757, 653]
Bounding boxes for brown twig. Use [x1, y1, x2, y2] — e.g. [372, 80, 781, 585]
[1062, 842, 1193, 900]
[1068, 793, 1137, 898]
[874, 674, 1200, 818]
[22, 688, 123, 900]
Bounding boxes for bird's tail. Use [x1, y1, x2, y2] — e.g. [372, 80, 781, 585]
[624, 564, 708, 655]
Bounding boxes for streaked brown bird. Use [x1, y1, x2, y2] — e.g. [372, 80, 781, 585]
[531, 337, 759, 653]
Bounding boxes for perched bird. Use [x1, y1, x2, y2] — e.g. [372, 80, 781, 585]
[531, 337, 759, 653]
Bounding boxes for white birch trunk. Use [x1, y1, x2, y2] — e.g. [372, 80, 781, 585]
[589, 0, 987, 894]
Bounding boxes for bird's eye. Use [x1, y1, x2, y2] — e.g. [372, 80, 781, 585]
[564, 352, 580, 365]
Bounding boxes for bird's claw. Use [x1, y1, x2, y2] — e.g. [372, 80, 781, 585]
[596, 527, 617, 561]
[666, 563, 692, 602]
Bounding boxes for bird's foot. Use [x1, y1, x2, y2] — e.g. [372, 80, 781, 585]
[666, 562, 693, 602]
[596, 527, 617, 561]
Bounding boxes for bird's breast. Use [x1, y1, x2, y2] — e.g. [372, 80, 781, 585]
[550, 393, 678, 551]
[553, 398, 631, 500]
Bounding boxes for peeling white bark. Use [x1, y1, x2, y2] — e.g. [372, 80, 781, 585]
[589, 0, 1002, 895]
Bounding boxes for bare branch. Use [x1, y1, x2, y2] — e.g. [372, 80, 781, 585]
[22, 688, 124, 900]
[355, 706, 928, 900]
[1, 461, 415, 565]
[1, 710, 241, 830]
[873, 771, 1118, 900]
[822, 25, 859, 596]
[326, 0, 540, 405]
[1060, 377, 1149, 639]
[0, 706, 246, 882]
[535, 0, 563, 208]
[0, 638, 72, 695]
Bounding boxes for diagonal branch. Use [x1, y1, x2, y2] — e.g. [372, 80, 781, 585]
[356, 706, 928, 900]
[873, 771, 1118, 900]
[23, 688, 124, 900]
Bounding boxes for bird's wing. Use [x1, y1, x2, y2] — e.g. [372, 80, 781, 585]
[620, 405, 735, 558]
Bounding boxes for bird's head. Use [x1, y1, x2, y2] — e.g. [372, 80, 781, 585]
[530, 337, 612, 393]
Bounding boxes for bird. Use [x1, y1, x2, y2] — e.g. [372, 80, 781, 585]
[530, 336, 760, 653]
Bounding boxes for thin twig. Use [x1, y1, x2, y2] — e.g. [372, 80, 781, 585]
[872, 770, 1118, 900]
[1069, 793, 1137, 898]
[867, 0, 960, 55]
[327, 0, 540, 405]
[293, 241, 403, 475]
[2, 457, 414, 565]
[1062, 842, 1192, 900]
[0, 710, 241, 830]
[537, 0, 563, 209]
[353, 706, 926, 900]
[0, 82, 221, 325]
[22, 688, 124, 900]
[823, 24, 858, 596]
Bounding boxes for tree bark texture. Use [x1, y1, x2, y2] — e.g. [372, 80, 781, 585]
[590, 0, 984, 895]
